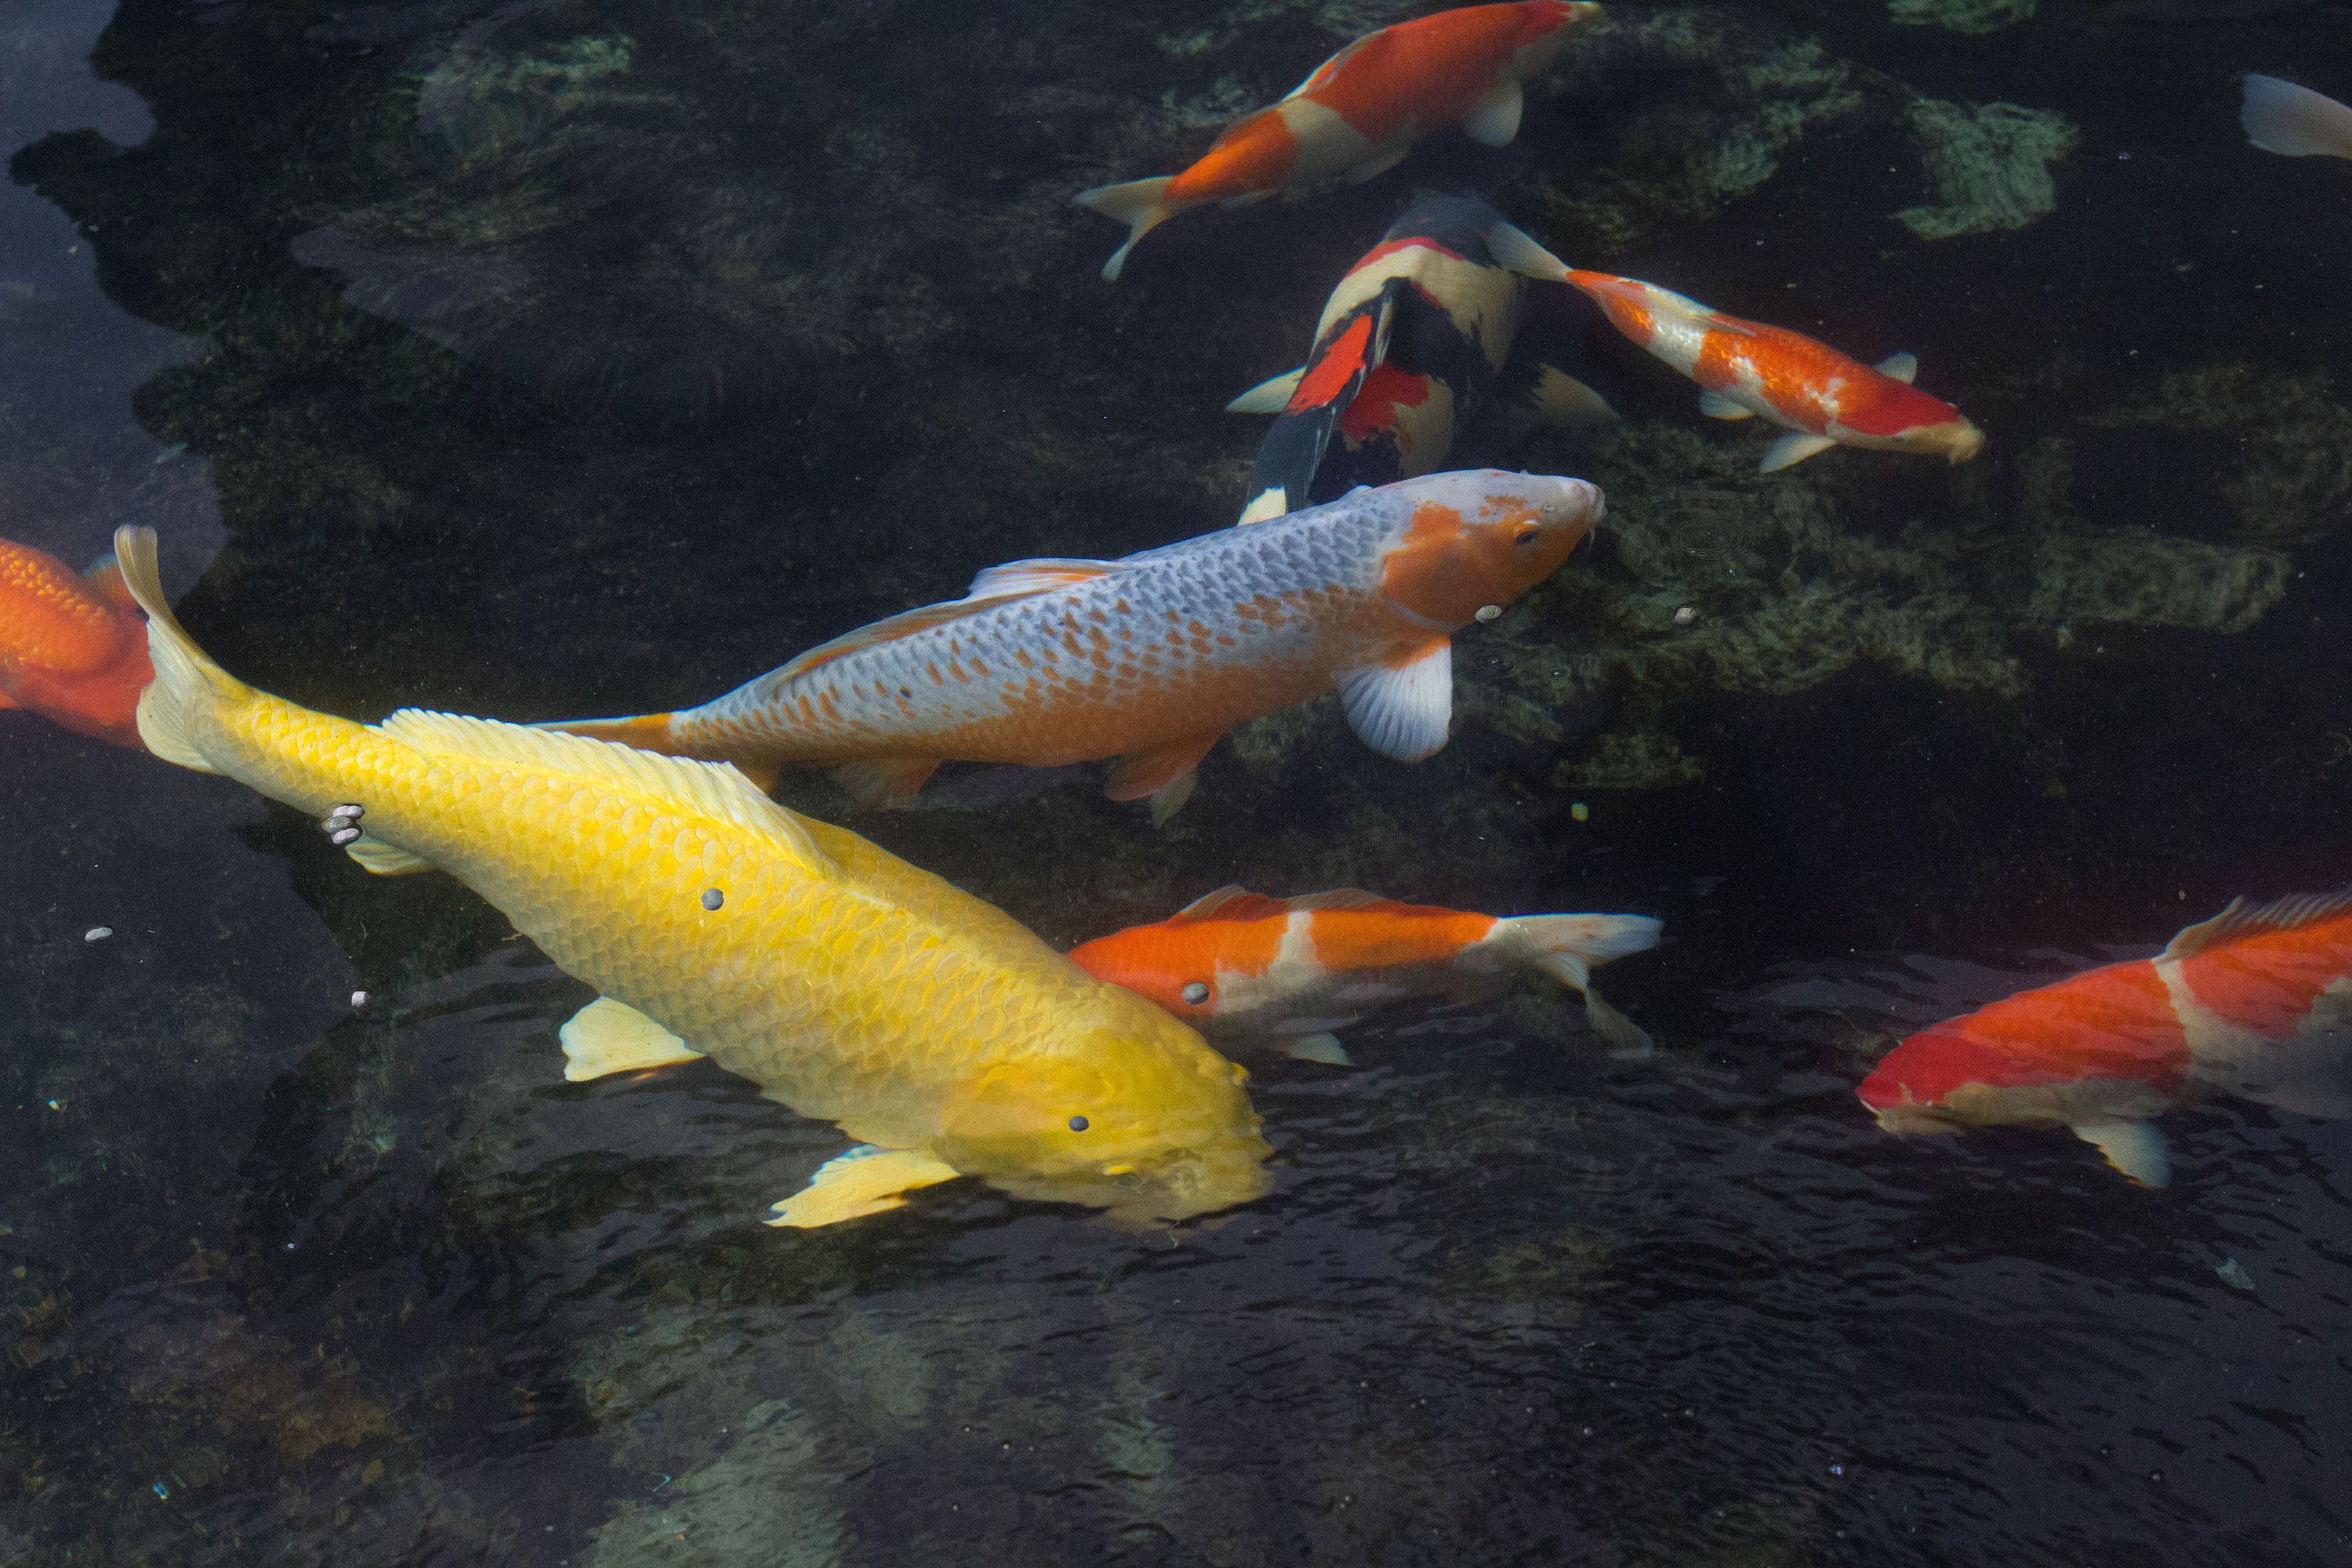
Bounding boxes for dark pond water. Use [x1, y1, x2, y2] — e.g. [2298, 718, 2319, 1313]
[5, 0, 2351, 1563]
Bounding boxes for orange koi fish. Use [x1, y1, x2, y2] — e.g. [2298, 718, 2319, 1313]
[2242, 74, 2352, 161]
[1557, 270, 1983, 472]
[1069, 887, 1661, 1062]
[550, 470, 1602, 818]
[0, 535, 152, 747]
[1074, 2, 1603, 280]
[1858, 890, 2352, 1187]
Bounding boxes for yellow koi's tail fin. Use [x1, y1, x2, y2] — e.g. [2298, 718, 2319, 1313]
[111, 524, 240, 775]
[1072, 176, 1174, 281]
[537, 712, 782, 794]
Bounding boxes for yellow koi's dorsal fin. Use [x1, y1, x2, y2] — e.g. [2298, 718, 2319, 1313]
[2161, 887, 2352, 960]
[374, 710, 833, 873]
[765, 1145, 963, 1229]
[770, 558, 1127, 683]
[1169, 886, 1290, 924]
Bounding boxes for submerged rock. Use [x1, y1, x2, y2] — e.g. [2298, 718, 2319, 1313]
[1896, 100, 2078, 241]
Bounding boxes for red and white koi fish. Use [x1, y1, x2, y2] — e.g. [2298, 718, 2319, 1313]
[1857, 890, 2352, 1187]
[1556, 270, 1983, 472]
[0, 535, 152, 748]
[1229, 194, 1613, 523]
[1074, 2, 1603, 280]
[549, 470, 1602, 817]
[2242, 74, 2352, 161]
[1068, 887, 1661, 1063]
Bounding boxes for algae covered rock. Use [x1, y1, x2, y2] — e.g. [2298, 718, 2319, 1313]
[1896, 100, 2078, 241]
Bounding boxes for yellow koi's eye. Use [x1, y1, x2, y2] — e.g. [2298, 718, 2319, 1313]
[1068, 1115, 1090, 1132]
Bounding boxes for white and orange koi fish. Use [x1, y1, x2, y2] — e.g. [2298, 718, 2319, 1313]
[1558, 270, 1983, 471]
[1860, 890, 2352, 1186]
[1074, 2, 1603, 280]
[1068, 886, 1661, 1063]
[550, 470, 1602, 817]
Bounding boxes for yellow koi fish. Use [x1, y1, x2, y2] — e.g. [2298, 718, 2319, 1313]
[114, 528, 1271, 1229]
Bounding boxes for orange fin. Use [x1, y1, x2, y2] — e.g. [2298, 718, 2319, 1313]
[540, 712, 684, 751]
[774, 560, 1127, 683]
[1170, 886, 1294, 925]
[83, 554, 138, 612]
[832, 757, 941, 809]
[1105, 729, 1224, 806]
[2162, 887, 2352, 960]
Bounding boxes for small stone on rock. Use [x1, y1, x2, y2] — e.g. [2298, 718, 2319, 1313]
[84, 926, 112, 942]
[1673, 606, 1697, 626]
[350, 990, 369, 1008]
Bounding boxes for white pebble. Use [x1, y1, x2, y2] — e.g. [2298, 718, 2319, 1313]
[84, 927, 112, 943]
[350, 990, 369, 1008]
[1474, 604, 1501, 622]
[1673, 606, 1697, 626]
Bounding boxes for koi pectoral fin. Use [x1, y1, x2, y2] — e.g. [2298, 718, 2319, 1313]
[2071, 1119, 2171, 1188]
[1461, 79, 1524, 147]
[1698, 390, 1754, 421]
[1760, 432, 1838, 472]
[560, 997, 705, 1082]
[1337, 640, 1452, 761]
[1279, 1033, 1355, 1066]
[766, 1145, 964, 1229]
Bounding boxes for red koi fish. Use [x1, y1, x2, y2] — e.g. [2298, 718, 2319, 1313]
[1067, 887, 1661, 1063]
[1557, 270, 1983, 472]
[1228, 194, 1612, 523]
[1074, 2, 1603, 280]
[0, 535, 152, 748]
[2242, 74, 2352, 161]
[549, 470, 1602, 818]
[1857, 890, 2352, 1187]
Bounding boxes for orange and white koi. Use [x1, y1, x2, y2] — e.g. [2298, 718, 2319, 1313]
[1067, 887, 1661, 1062]
[2242, 74, 2352, 161]
[549, 470, 1602, 817]
[0, 535, 152, 748]
[1074, 2, 1604, 280]
[1858, 890, 2352, 1187]
[1558, 270, 1983, 471]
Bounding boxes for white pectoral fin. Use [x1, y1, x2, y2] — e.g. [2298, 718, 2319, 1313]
[1336, 641, 1452, 762]
[1227, 367, 1306, 414]
[1461, 79, 1524, 147]
[1279, 1033, 1355, 1067]
[1581, 984, 1657, 1061]
[1697, 389, 1754, 420]
[1874, 351, 1918, 383]
[2071, 1119, 2171, 1188]
[559, 997, 704, 1082]
[766, 1145, 964, 1229]
[1760, 432, 1838, 472]
[345, 837, 434, 876]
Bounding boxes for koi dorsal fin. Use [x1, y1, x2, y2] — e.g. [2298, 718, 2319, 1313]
[2161, 887, 2352, 960]
[1169, 885, 1292, 924]
[773, 559, 1126, 681]
[1284, 888, 1388, 912]
[376, 710, 831, 873]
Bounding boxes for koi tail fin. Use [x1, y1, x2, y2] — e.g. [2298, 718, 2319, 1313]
[1484, 913, 1664, 1058]
[111, 524, 238, 775]
[2242, 74, 2352, 160]
[538, 712, 783, 793]
[1073, 176, 1175, 281]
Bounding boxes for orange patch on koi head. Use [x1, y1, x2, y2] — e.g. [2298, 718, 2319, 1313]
[1376, 473, 1599, 626]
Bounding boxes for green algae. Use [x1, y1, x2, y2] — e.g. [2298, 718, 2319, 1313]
[1889, 0, 2038, 32]
[1896, 99, 2078, 240]
[2090, 362, 2352, 548]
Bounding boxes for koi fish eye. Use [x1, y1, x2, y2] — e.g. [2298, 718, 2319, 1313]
[1180, 981, 1210, 1005]
[1068, 1115, 1090, 1132]
[1512, 520, 1543, 547]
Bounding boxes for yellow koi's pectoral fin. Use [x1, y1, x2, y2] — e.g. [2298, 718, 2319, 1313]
[345, 837, 434, 876]
[1760, 432, 1838, 472]
[1105, 729, 1225, 823]
[559, 996, 705, 1083]
[2070, 1119, 2171, 1188]
[832, 757, 942, 810]
[765, 1145, 964, 1229]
